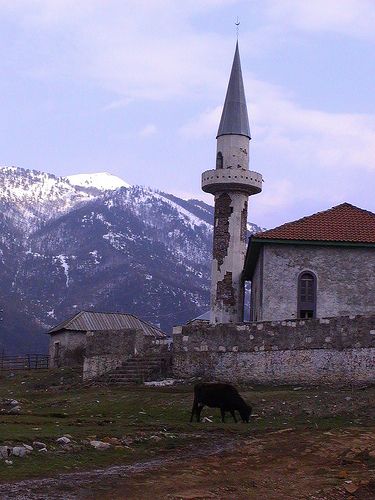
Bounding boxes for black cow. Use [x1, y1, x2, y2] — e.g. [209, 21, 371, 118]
[190, 383, 251, 423]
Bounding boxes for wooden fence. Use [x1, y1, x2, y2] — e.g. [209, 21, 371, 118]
[0, 354, 49, 371]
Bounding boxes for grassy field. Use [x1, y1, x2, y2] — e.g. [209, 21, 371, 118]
[0, 367, 374, 494]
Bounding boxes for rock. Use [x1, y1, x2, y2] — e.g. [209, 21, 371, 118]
[12, 446, 27, 458]
[33, 441, 47, 450]
[22, 444, 33, 452]
[344, 483, 359, 494]
[8, 406, 21, 414]
[0, 446, 11, 459]
[90, 440, 111, 450]
[150, 435, 162, 442]
[9, 400, 20, 407]
[38, 448, 48, 453]
[5, 460, 13, 465]
[56, 436, 71, 445]
[202, 417, 212, 423]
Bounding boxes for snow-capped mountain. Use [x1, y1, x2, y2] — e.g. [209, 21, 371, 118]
[0, 166, 262, 354]
[66, 172, 131, 191]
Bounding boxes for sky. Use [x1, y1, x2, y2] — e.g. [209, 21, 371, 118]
[1, 0, 375, 229]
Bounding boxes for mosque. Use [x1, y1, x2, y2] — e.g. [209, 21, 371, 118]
[173, 42, 375, 385]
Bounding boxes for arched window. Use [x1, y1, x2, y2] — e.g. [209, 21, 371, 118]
[297, 271, 316, 319]
[216, 152, 223, 169]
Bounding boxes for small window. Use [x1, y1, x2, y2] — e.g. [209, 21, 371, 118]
[216, 152, 223, 169]
[297, 272, 316, 319]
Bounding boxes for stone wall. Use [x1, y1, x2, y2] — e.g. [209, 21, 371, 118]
[251, 244, 375, 321]
[83, 329, 168, 380]
[173, 314, 375, 385]
[48, 331, 86, 368]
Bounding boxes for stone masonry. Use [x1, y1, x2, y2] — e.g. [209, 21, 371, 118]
[173, 314, 375, 385]
[250, 244, 375, 321]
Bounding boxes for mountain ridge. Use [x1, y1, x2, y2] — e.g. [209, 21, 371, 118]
[0, 166, 263, 354]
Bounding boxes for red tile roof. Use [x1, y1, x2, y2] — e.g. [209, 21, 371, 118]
[253, 203, 375, 244]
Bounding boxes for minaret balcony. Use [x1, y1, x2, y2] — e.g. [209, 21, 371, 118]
[201, 169, 262, 195]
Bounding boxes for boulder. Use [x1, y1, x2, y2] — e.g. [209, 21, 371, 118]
[33, 441, 47, 450]
[0, 446, 11, 459]
[56, 436, 71, 445]
[90, 440, 111, 450]
[12, 446, 27, 458]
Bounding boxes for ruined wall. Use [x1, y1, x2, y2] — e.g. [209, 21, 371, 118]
[173, 315, 375, 384]
[211, 191, 248, 324]
[83, 329, 168, 380]
[48, 331, 86, 368]
[251, 244, 375, 321]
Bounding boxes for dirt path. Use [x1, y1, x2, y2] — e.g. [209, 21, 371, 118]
[1, 427, 375, 499]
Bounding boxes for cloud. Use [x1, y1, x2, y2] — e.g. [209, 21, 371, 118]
[179, 106, 221, 138]
[265, 0, 375, 40]
[139, 124, 157, 137]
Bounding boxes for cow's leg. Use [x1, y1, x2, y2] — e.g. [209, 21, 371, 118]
[220, 408, 226, 423]
[190, 399, 198, 422]
[196, 404, 204, 422]
[230, 410, 237, 423]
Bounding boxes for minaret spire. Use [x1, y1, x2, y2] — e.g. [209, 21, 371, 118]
[201, 42, 262, 324]
[217, 42, 251, 139]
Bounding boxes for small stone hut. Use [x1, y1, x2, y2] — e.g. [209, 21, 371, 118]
[46, 310, 166, 369]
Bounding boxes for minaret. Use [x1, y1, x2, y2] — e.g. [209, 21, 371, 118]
[202, 42, 262, 324]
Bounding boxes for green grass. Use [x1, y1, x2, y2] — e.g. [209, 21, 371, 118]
[0, 369, 374, 481]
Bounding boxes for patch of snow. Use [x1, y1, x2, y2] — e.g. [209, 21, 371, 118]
[55, 255, 70, 287]
[89, 250, 100, 264]
[47, 309, 55, 318]
[66, 172, 131, 191]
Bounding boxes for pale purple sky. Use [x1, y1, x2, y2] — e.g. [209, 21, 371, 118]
[1, 0, 375, 228]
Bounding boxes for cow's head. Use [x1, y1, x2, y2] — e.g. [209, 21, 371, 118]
[239, 404, 252, 423]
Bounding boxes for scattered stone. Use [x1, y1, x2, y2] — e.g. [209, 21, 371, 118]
[0, 446, 11, 459]
[38, 448, 48, 453]
[8, 406, 22, 415]
[9, 400, 20, 407]
[202, 417, 213, 423]
[56, 436, 71, 445]
[12, 446, 27, 458]
[344, 483, 359, 494]
[90, 440, 111, 450]
[270, 428, 294, 435]
[5, 460, 13, 465]
[33, 441, 47, 450]
[150, 435, 162, 442]
[22, 444, 33, 452]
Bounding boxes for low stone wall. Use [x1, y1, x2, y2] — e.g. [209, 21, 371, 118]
[83, 329, 168, 381]
[172, 315, 375, 385]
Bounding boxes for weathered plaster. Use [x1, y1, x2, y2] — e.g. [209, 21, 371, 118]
[48, 330, 86, 368]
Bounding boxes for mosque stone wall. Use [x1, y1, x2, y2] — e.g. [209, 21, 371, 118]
[251, 244, 375, 321]
[172, 314, 375, 385]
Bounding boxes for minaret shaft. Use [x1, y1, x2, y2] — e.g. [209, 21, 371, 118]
[201, 42, 262, 324]
[211, 190, 248, 323]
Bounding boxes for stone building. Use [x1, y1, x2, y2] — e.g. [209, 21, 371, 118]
[46, 310, 166, 369]
[245, 203, 375, 321]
